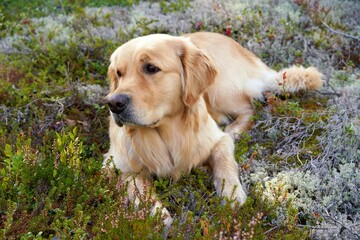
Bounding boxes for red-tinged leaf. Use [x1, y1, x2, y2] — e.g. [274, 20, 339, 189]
[225, 28, 232, 36]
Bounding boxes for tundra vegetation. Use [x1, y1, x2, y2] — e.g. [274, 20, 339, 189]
[0, 0, 359, 239]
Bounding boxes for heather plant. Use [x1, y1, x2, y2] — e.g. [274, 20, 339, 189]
[159, 0, 191, 14]
[0, 0, 359, 239]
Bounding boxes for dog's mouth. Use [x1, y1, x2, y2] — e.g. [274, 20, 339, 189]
[112, 113, 159, 128]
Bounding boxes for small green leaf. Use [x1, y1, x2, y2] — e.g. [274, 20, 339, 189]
[57, 137, 62, 148]
[4, 144, 12, 157]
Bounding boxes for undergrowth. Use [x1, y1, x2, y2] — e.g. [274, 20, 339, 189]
[0, 0, 359, 239]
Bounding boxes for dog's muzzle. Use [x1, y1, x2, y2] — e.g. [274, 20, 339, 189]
[106, 94, 159, 128]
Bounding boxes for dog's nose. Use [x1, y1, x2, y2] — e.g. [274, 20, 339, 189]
[107, 94, 130, 114]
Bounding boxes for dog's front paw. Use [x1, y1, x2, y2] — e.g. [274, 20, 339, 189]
[219, 182, 247, 207]
[162, 209, 173, 227]
[232, 184, 247, 206]
[224, 127, 241, 142]
[151, 201, 173, 226]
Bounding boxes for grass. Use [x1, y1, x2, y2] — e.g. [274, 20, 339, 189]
[0, 0, 359, 239]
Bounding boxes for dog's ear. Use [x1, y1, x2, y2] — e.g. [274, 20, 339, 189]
[179, 42, 217, 107]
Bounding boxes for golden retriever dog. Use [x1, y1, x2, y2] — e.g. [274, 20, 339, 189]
[103, 32, 322, 225]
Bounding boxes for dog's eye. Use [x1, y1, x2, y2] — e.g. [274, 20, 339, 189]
[116, 70, 122, 78]
[144, 64, 160, 74]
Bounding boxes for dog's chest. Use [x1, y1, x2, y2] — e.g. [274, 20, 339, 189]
[130, 127, 214, 178]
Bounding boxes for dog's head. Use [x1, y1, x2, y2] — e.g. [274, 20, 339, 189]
[105, 34, 217, 128]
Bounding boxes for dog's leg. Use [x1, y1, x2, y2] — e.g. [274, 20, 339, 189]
[208, 135, 247, 206]
[121, 171, 173, 226]
[224, 108, 254, 142]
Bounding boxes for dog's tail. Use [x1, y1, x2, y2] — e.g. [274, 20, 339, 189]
[275, 65, 323, 92]
[265, 65, 323, 94]
[245, 65, 323, 99]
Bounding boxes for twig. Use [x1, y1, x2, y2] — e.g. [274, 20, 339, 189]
[297, 224, 336, 230]
[322, 21, 360, 41]
[317, 90, 340, 97]
[323, 209, 360, 238]
[264, 225, 279, 235]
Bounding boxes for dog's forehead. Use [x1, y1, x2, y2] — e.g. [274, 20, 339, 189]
[110, 34, 182, 67]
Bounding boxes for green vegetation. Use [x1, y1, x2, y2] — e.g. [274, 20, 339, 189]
[1, 0, 359, 239]
[0, 0, 138, 21]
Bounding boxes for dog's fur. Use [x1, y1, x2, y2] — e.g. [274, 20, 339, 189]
[103, 32, 323, 224]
